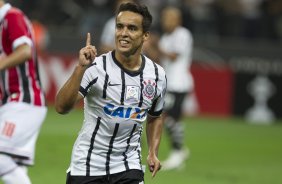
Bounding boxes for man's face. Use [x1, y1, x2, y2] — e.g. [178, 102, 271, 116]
[161, 9, 179, 33]
[115, 11, 148, 56]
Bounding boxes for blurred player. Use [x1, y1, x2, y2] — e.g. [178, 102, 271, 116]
[0, 1, 47, 184]
[158, 6, 194, 170]
[55, 2, 166, 184]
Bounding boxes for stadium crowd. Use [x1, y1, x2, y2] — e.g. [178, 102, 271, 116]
[8, 0, 282, 46]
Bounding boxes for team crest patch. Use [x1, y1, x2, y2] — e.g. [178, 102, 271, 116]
[142, 80, 156, 99]
[125, 85, 140, 102]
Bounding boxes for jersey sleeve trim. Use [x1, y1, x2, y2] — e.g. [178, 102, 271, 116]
[147, 109, 163, 117]
[79, 86, 87, 97]
[0, 4, 11, 20]
[12, 36, 32, 50]
[147, 95, 163, 117]
[79, 76, 98, 97]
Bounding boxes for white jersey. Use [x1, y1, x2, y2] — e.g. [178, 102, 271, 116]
[69, 51, 167, 176]
[159, 26, 194, 92]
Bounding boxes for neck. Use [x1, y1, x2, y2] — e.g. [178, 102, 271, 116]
[115, 51, 142, 71]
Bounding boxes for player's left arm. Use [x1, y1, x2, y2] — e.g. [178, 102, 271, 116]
[146, 114, 164, 177]
[0, 44, 31, 70]
[146, 65, 167, 177]
[159, 47, 178, 61]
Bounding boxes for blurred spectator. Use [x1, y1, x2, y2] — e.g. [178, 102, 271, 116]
[75, 0, 112, 38]
[261, 0, 282, 41]
[213, 0, 243, 38]
[239, 0, 264, 40]
[142, 0, 163, 27]
[181, 0, 217, 38]
[7, 0, 282, 53]
[32, 19, 50, 53]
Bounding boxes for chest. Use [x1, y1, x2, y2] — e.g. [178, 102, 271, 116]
[88, 67, 158, 110]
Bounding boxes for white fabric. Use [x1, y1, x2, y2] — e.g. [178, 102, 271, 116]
[2, 166, 31, 184]
[0, 154, 17, 175]
[0, 3, 11, 21]
[0, 102, 47, 165]
[159, 26, 194, 92]
[12, 36, 33, 50]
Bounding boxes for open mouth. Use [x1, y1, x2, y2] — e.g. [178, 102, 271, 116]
[119, 40, 130, 47]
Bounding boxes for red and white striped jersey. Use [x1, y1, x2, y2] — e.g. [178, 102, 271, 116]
[0, 4, 45, 106]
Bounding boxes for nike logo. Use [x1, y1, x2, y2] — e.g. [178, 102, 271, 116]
[108, 81, 121, 86]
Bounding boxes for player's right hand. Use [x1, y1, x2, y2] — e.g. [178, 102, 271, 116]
[79, 33, 97, 67]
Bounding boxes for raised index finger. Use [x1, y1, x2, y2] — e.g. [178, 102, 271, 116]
[86, 32, 91, 46]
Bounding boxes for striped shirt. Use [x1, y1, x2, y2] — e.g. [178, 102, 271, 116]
[69, 51, 167, 176]
[0, 3, 45, 106]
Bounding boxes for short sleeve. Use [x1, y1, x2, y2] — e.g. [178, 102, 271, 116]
[7, 13, 33, 49]
[79, 66, 98, 97]
[148, 74, 167, 117]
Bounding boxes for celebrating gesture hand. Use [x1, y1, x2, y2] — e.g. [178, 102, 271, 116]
[79, 33, 97, 67]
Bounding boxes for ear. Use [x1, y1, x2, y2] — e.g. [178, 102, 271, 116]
[143, 32, 150, 41]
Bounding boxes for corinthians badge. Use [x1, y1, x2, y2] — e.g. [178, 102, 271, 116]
[142, 80, 156, 99]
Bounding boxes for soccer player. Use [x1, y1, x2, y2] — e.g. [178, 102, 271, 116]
[55, 2, 166, 184]
[158, 6, 194, 170]
[0, 1, 47, 184]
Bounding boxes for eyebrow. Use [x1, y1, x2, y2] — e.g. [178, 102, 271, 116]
[116, 22, 139, 28]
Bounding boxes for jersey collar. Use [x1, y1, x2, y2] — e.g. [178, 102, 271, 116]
[0, 3, 11, 22]
[111, 50, 145, 77]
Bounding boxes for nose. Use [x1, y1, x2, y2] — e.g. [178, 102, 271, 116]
[121, 27, 128, 36]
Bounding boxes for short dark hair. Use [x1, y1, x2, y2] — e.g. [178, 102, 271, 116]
[116, 2, 153, 32]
